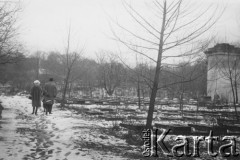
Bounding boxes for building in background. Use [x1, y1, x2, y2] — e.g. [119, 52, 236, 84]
[205, 43, 240, 103]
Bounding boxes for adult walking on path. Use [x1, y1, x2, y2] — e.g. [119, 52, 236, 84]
[0, 100, 3, 119]
[43, 78, 57, 115]
[31, 80, 42, 115]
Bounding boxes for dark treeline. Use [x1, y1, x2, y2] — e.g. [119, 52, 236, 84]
[0, 51, 207, 100]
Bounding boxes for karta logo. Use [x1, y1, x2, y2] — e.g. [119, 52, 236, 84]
[142, 129, 239, 158]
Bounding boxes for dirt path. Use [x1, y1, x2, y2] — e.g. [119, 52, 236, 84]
[0, 96, 138, 160]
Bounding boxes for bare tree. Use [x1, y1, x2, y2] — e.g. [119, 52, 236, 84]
[60, 26, 84, 108]
[97, 51, 126, 96]
[165, 58, 207, 115]
[30, 51, 44, 80]
[41, 51, 65, 79]
[79, 59, 98, 97]
[217, 50, 240, 119]
[112, 0, 223, 127]
[0, 1, 23, 65]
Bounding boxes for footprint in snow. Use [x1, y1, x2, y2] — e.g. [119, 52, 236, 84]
[48, 149, 54, 154]
[56, 147, 61, 150]
[50, 134, 55, 137]
[72, 146, 78, 150]
[55, 150, 61, 153]
[39, 151, 46, 156]
[66, 144, 72, 148]
[64, 151, 71, 156]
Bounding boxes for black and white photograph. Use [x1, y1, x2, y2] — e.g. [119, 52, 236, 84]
[0, 0, 240, 159]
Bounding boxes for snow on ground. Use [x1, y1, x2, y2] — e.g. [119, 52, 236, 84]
[1, 95, 239, 160]
[0, 95, 138, 160]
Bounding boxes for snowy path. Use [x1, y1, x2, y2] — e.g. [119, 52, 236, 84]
[0, 96, 136, 160]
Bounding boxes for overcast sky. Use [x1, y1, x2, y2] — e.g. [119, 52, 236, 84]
[18, 0, 240, 63]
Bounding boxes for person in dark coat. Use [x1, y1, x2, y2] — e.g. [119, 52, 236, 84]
[43, 78, 57, 115]
[31, 80, 42, 115]
[0, 100, 4, 119]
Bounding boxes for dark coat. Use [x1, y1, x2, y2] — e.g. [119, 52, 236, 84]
[0, 103, 3, 110]
[43, 81, 57, 101]
[31, 85, 42, 107]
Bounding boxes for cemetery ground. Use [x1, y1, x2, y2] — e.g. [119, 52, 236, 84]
[0, 95, 240, 160]
[0, 95, 142, 160]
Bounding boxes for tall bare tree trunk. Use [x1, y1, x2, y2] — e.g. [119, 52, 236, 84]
[233, 60, 238, 104]
[68, 82, 72, 98]
[36, 57, 39, 80]
[137, 78, 141, 109]
[61, 24, 71, 109]
[146, 1, 166, 128]
[234, 80, 238, 104]
[61, 70, 70, 108]
[230, 77, 238, 120]
[180, 78, 184, 116]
